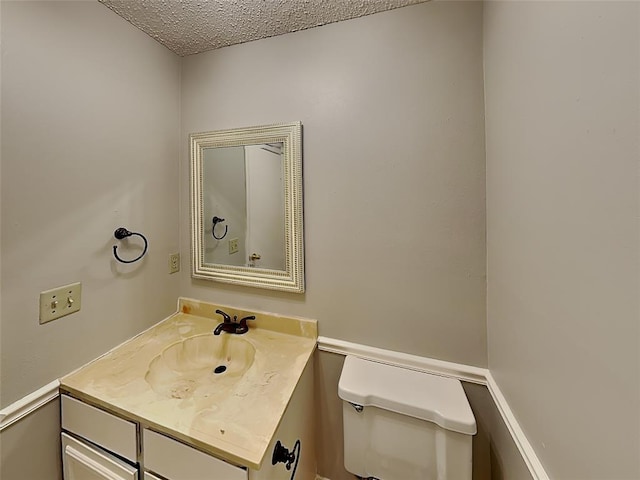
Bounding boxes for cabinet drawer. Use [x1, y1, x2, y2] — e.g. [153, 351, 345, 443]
[62, 395, 137, 461]
[62, 433, 138, 480]
[143, 429, 247, 480]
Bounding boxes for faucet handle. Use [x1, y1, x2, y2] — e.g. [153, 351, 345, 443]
[235, 315, 255, 334]
[215, 309, 231, 323]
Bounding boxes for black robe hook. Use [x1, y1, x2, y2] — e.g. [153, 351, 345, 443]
[212, 216, 228, 240]
[113, 227, 148, 263]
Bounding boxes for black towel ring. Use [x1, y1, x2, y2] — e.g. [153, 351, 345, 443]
[212, 216, 228, 240]
[113, 227, 148, 264]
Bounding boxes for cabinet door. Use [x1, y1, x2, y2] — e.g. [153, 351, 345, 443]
[62, 433, 138, 480]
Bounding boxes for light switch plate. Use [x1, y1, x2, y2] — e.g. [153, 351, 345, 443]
[39, 282, 82, 324]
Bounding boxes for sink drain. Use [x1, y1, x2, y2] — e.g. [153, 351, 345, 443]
[213, 365, 227, 374]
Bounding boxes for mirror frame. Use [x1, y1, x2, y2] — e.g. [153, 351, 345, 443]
[190, 122, 304, 293]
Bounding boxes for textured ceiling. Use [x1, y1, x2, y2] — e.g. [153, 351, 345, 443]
[98, 0, 429, 57]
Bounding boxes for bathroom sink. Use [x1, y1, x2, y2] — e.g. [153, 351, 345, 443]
[145, 334, 256, 399]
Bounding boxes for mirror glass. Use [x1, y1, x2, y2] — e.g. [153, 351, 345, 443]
[190, 122, 304, 292]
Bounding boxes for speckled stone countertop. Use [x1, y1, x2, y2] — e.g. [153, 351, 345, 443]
[60, 298, 317, 470]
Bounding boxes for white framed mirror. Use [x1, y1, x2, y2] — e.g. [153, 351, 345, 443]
[190, 122, 304, 293]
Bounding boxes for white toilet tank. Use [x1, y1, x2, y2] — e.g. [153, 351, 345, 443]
[338, 356, 476, 480]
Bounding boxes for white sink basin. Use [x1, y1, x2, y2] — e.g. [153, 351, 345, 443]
[145, 334, 256, 399]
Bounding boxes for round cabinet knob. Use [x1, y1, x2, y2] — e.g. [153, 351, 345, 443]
[249, 253, 261, 261]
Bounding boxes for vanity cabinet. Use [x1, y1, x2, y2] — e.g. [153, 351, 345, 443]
[59, 299, 317, 480]
[61, 357, 315, 480]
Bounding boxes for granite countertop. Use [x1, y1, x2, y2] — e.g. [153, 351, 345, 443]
[60, 298, 317, 470]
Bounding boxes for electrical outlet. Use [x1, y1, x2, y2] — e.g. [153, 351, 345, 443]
[229, 238, 239, 254]
[39, 282, 82, 324]
[169, 253, 180, 274]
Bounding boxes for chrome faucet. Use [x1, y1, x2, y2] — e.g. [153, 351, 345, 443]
[213, 309, 255, 335]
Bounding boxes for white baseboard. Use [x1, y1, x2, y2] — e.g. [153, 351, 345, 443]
[317, 336, 550, 480]
[486, 372, 550, 480]
[318, 336, 488, 385]
[0, 379, 60, 431]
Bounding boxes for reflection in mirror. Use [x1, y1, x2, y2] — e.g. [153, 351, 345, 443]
[190, 122, 304, 293]
[202, 144, 285, 270]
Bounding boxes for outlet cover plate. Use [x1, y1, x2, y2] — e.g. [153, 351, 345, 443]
[229, 238, 239, 254]
[169, 253, 180, 274]
[39, 282, 82, 324]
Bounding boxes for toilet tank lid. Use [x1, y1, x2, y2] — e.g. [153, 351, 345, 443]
[338, 356, 476, 435]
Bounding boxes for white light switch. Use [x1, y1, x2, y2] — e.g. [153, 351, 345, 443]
[39, 282, 81, 324]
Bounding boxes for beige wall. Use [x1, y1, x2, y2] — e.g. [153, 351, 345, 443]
[0, 0, 181, 408]
[15, 1, 639, 479]
[1, 3, 181, 476]
[1, 1, 181, 474]
[0, 399, 61, 480]
[484, 1, 640, 478]
[180, 0, 487, 368]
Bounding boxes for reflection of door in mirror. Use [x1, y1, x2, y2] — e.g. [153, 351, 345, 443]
[245, 144, 285, 270]
[202, 146, 247, 266]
